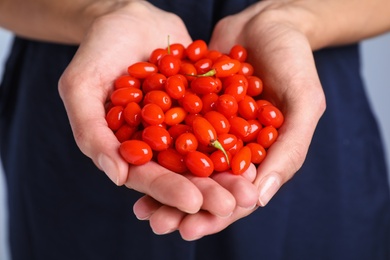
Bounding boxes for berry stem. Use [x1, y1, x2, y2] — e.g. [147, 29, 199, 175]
[211, 139, 230, 166]
[196, 69, 216, 77]
[167, 35, 171, 55]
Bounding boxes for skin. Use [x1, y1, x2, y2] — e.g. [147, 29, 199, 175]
[1, 0, 390, 240]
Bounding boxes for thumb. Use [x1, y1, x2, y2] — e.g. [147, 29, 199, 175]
[254, 84, 326, 206]
[58, 65, 129, 186]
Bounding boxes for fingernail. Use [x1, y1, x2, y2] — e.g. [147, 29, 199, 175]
[98, 154, 119, 185]
[155, 228, 176, 235]
[244, 204, 257, 210]
[216, 211, 233, 218]
[258, 173, 281, 207]
[135, 214, 151, 221]
[185, 235, 203, 241]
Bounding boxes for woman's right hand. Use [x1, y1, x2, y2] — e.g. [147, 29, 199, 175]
[59, 1, 259, 218]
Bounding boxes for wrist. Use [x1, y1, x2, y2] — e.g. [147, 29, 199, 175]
[0, 0, 141, 44]
[248, 1, 321, 50]
[258, 0, 390, 50]
[77, 0, 141, 44]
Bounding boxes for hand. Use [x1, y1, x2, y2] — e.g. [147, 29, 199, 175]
[210, 1, 326, 206]
[58, 2, 203, 212]
[132, 1, 326, 240]
[58, 1, 259, 217]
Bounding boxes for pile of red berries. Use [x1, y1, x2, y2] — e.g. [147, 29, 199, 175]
[105, 39, 284, 177]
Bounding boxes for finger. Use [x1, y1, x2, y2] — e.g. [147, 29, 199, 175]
[185, 174, 236, 217]
[133, 195, 162, 220]
[239, 27, 326, 207]
[254, 84, 325, 206]
[126, 161, 203, 214]
[211, 164, 258, 210]
[59, 68, 130, 186]
[179, 206, 257, 241]
[58, 25, 142, 186]
[134, 195, 186, 235]
[148, 205, 187, 235]
[240, 163, 257, 182]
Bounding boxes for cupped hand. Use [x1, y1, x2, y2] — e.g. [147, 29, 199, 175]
[209, 2, 326, 206]
[59, 1, 192, 184]
[58, 1, 259, 217]
[58, 1, 204, 213]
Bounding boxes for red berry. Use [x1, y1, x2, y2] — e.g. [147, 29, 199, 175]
[157, 148, 187, 173]
[229, 44, 247, 62]
[142, 125, 171, 151]
[258, 105, 284, 128]
[158, 54, 181, 77]
[231, 146, 251, 175]
[119, 140, 153, 165]
[110, 87, 143, 106]
[257, 125, 278, 148]
[185, 151, 214, 177]
[141, 103, 165, 126]
[186, 39, 208, 62]
[114, 75, 141, 89]
[128, 62, 158, 78]
[106, 105, 124, 131]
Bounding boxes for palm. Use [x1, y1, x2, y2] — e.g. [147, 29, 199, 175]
[59, 2, 193, 184]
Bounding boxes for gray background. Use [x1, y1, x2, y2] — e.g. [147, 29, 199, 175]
[0, 28, 390, 260]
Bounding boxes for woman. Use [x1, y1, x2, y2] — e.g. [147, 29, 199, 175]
[1, 0, 389, 259]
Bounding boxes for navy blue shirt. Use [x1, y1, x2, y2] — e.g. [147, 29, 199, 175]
[1, 0, 390, 259]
